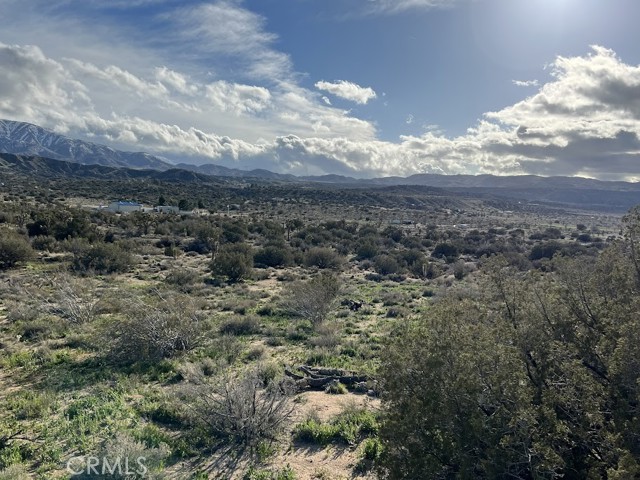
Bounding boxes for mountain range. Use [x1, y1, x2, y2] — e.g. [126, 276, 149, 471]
[0, 119, 173, 171]
[2, 119, 640, 212]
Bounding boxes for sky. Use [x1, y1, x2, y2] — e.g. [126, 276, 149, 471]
[1, 0, 640, 180]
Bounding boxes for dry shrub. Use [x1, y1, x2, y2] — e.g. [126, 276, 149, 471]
[281, 273, 341, 327]
[219, 315, 261, 336]
[49, 274, 101, 324]
[108, 293, 206, 364]
[309, 322, 341, 349]
[182, 368, 294, 448]
[0, 465, 30, 480]
[0, 231, 34, 270]
[164, 268, 200, 293]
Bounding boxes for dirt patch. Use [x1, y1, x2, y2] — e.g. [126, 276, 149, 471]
[274, 443, 372, 480]
[265, 391, 380, 479]
[294, 391, 380, 423]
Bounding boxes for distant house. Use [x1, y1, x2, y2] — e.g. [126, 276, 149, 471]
[108, 201, 143, 213]
[155, 205, 180, 214]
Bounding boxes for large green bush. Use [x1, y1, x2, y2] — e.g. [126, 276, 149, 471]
[26, 210, 97, 241]
[254, 245, 293, 268]
[0, 231, 34, 270]
[72, 242, 134, 274]
[303, 247, 343, 270]
[431, 242, 459, 261]
[377, 243, 640, 479]
[373, 255, 401, 275]
[211, 243, 253, 282]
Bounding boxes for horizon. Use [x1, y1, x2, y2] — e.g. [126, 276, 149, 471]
[1, 0, 640, 180]
[3, 123, 640, 185]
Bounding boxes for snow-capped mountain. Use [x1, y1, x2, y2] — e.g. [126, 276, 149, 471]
[0, 119, 172, 170]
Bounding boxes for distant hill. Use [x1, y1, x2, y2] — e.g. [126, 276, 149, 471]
[361, 174, 640, 211]
[0, 153, 225, 185]
[0, 119, 172, 170]
[367, 173, 640, 192]
[2, 119, 640, 212]
[175, 162, 297, 181]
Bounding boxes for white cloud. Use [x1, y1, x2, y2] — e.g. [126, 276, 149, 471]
[272, 46, 640, 179]
[1, 10, 639, 183]
[0, 1, 380, 144]
[155, 67, 198, 95]
[66, 59, 169, 100]
[83, 115, 269, 160]
[315, 80, 377, 104]
[512, 79, 539, 87]
[0, 41, 376, 151]
[367, 0, 469, 15]
[488, 46, 640, 138]
[275, 87, 377, 140]
[204, 81, 272, 115]
[168, 2, 292, 81]
[0, 43, 89, 127]
[406, 114, 414, 125]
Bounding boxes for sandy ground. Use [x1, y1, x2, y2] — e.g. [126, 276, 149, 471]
[176, 390, 380, 479]
[267, 391, 380, 480]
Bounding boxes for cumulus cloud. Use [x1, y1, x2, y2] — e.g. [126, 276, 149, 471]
[0, 41, 375, 152]
[0, 43, 89, 126]
[1, 32, 639, 181]
[204, 81, 272, 115]
[315, 80, 377, 104]
[66, 59, 169, 99]
[154, 67, 198, 95]
[83, 115, 269, 160]
[493, 46, 640, 125]
[275, 46, 640, 179]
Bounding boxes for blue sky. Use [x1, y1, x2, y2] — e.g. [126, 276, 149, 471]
[1, 0, 640, 179]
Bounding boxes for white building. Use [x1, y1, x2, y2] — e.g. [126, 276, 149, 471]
[108, 201, 143, 213]
[155, 205, 180, 214]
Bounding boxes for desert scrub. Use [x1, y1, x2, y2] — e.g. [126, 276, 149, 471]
[361, 437, 383, 460]
[253, 245, 294, 268]
[355, 437, 384, 473]
[0, 230, 34, 270]
[303, 247, 344, 270]
[244, 465, 296, 480]
[64, 431, 171, 480]
[48, 273, 102, 324]
[106, 293, 207, 364]
[0, 350, 38, 369]
[0, 464, 30, 480]
[5, 391, 55, 421]
[71, 242, 134, 275]
[164, 268, 200, 292]
[281, 273, 341, 327]
[180, 368, 295, 448]
[294, 406, 379, 446]
[325, 381, 348, 395]
[219, 315, 261, 336]
[210, 243, 253, 283]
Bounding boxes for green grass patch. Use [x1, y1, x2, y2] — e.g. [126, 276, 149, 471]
[294, 406, 379, 446]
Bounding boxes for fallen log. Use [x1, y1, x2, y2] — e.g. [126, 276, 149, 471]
[286, 365, 373, 392]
